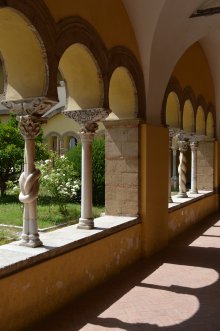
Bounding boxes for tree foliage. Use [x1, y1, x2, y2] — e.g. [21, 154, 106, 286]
[0, 116, 49, 196]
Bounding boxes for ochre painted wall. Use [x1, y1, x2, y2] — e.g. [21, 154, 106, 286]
[172, 42, 215, 105]
[168, 194, 218, 239]
[140, 124, 169, 256]
[0, 225, 141, 331]
[43, 0, 140, 61]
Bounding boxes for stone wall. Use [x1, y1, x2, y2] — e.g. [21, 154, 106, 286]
[104, 119, 139, 216]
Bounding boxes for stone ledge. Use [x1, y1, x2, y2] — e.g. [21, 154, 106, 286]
[168, 191, 214, 212]
[0, 215, 139, 279]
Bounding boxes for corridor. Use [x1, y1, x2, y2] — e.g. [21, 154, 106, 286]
[31, 213, 220, 331]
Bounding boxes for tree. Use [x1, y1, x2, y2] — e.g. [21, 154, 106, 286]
[0, 116, 49, 196]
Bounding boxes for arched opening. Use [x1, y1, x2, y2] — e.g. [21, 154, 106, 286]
[59, 43, 102, 110]
[109, 66, 137, 119]
[0, 8, 47, 99]
[196, 106, 205, 135]
[165, 91, 180, 128]
[183, 100, 194, 132]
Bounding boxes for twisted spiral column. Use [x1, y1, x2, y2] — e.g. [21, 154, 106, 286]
[177, 140, 189, 198]
[168, 136, 173, 203]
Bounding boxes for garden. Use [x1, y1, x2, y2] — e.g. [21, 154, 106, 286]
[0, 117, 105, 245]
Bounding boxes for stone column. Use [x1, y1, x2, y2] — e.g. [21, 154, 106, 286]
[18, 115, 46, 246]
[171, 147, 178, 190]
[63, 108, 110, 229]
[168, 136, 173, 203]
[3, 97, 56, 247]
[78, 124, 97, 229]
[190, 141, 199, 194]
[177, 139, 189, 198]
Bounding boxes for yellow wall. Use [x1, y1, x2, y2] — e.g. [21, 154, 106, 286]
[0, 224, 141, 331]
[43, 0, 140, 61]
[165, 91, 180, 127]
[172, 42, 215, 105]
[140, 124, 169, 256]
[183, 100, 194, 132]
[196, 106, 205, 134]
[168, 194, 218, 239]
[0, 8, 46, 99]
[43, 113, 80, 137]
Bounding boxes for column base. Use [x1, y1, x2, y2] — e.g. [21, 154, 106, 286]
[19, 234, 43, 248]
[77, 218, 94, 230]
[176, 192, 188, 198]
[190, 190, 198, 194]
[168, 197, 173, 203]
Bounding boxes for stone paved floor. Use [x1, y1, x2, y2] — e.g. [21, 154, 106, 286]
[31, 213, 220, 331]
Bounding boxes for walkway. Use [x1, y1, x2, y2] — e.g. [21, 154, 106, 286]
[31, 213, 220, 331]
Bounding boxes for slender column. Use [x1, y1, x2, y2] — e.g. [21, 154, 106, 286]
[190, 141, 199, 194]
[168, 136, 173, 203]
[78, 130, 95, 229]
[63, 108, 110, 229]
[177, 139, 189, 198]
[171, 147, 178, 190]
[3, 97, 56, 246]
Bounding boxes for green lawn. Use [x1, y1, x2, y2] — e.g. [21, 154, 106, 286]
[0, 202, 104, 229]
[0, 199, 104, 245]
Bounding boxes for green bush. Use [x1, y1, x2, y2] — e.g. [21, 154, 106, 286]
[66, 137, 105, 205]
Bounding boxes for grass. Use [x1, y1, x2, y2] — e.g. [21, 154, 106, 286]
[0, 201, 104, 228]
[0, 197, 104, 245]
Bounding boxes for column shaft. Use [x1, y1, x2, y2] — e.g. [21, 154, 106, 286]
[77, 132, 94, 229]
[190, 141, 198, 194]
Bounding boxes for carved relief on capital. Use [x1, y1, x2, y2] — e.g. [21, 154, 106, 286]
[63, 108, 111, 133]
[2, 97, 57, 116]
[190, 141, 199, 150]
[17, 115, 46, 139]
[177, 140, 189, 153]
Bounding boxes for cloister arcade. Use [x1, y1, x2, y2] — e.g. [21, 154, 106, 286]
[1, 1, 220, 330]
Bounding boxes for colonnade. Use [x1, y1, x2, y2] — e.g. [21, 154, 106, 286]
[168, 129, 205, 203]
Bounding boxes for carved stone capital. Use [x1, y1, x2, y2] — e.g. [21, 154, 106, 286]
[63, 108, 111, 133]
[190, 141, 199, 150]
[177, 140, 189, 153]
[17, 115, 46, 139]
[2, 97, 57, 116]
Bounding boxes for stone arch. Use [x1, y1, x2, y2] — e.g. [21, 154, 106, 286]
[165, 92, 181, 128]
[59, 43, 103, 110]
[108, 46, 145, 119]
[162, 76, 182, 126]
[56, 16, 107, 108]
[183, 100, 194, 132]
[182, 87, 197, 131]
[108, 66, 137, 120]
[0, 7, 50, 100]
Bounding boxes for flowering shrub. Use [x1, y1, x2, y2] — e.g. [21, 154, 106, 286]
[38, 155, 80, 215]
